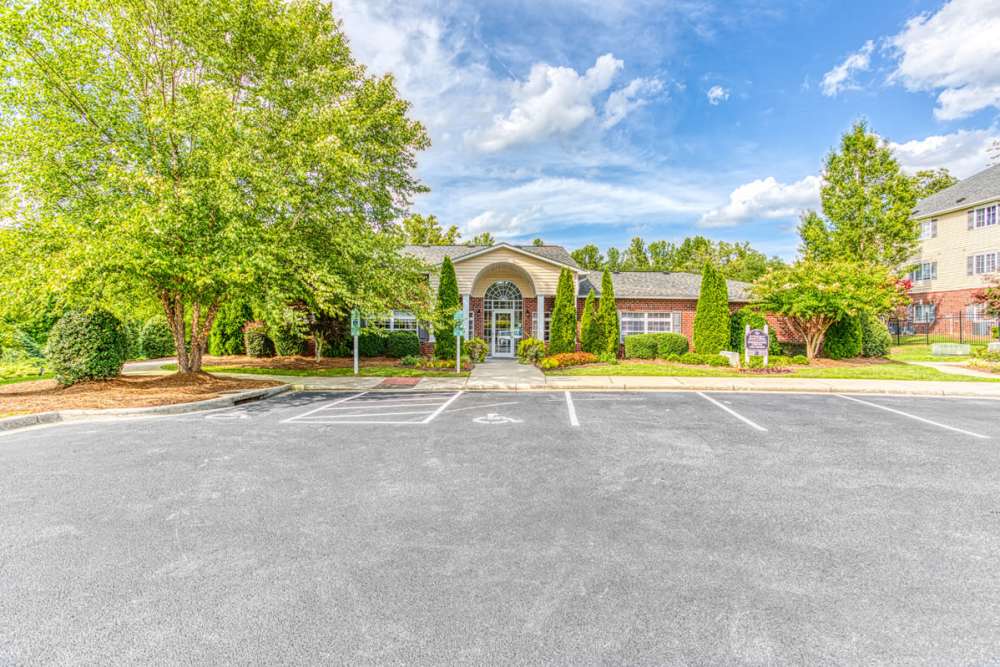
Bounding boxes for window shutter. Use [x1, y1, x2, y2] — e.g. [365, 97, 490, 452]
[671, 312, 682, 334]
[968, 255, 975, 275]
[931, 220, 938, 237]
[968, 211, 975, 230]
[931, 262, 937, 279]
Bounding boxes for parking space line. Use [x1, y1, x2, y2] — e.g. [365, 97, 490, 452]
[319, 401, 446, 411]
[697, 392, 767, 432]
[281, 392, 367, 423]
[565, 391, 579, 427]
[296, 409, 439, 419]
[422, 391, 464, 424]
[837, 394, 989, 439]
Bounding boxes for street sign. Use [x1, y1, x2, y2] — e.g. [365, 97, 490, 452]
[744, 324, 770, 367]
[452, 310, 466, 338]
[350, 309, 361, 337]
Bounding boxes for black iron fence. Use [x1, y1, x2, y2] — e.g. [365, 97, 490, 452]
[888, 314, 1000, 346]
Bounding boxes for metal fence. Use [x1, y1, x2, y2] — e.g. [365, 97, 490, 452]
[887, 314, 1000, 346]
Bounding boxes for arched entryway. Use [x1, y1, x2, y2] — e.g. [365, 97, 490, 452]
[483, 280, 522, 357]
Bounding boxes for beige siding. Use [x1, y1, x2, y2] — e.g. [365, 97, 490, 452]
[451, 247, 566, 296]
[911, 204, 1000, 294]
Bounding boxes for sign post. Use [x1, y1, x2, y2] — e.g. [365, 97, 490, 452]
[453, 310, 465, 374]
[744, 323, 769, 368]
[350, 309, 361, 376]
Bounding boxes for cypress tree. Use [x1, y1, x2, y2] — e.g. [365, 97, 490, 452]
[693, 262, 730, 354]
[598, 269, 619, 357]
[580, 289, 604, 354]
[548, 269, 578, 354]
[434, 256, 461, 359]
[209, 301, 253, 356]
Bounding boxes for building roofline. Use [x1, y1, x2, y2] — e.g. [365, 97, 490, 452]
[440, 242, 583, 272]
[913, 195, 1000, 220]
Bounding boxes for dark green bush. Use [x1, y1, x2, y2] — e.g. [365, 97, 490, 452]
[386, 330, 420, 358]
[463, 337, 488, 363]
[624, 334, 658, 359]
[517, 337, 546, 364]
[859, 311, 891, 358]
[824, 316, 862, 359]
[679, 351, 729, 366]
[271, 324, 304, 356]
[652, 332, 688, 357]
[47, 309, 129, 385]
[323, 335, 352, 358]
[548, 269, 578, 354]
[209, 302, 252, 356]
[243, 322, 274, 357]
[138, 317, 176, 359]
[693, 263, 730, 354]
[579, 289, 604, 354]
[358, 331, 387, 357]
[433, 257, 461, 360]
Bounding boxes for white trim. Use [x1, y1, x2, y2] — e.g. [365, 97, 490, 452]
[449, 243, 583, 272]
[537, 295, 545, 339]
[914, 196, 1000, 221]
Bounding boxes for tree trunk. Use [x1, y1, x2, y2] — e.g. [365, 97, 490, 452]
[160, 292, 219, 374]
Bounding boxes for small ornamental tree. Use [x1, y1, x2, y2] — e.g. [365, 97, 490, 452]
[598, 269, 620, 357]
[548, 269, 578, 354]
[975, 275, 1000, 320]
[433, 257, 461, 359]
[693, 263, 730, 354]
[752, 260, 907, 360]
[580, 289, 604, 354]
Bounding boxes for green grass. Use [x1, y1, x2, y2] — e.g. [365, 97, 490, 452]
[550, 361, 1000, 382]
[887, 344, 982, 362]
[161, 364, 469, 378]
[0, 373, 53, 386]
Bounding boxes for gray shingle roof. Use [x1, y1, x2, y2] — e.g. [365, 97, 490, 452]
[578, 271, 751, 301]
[403, 243, 579, 268]
[914, 164, 1000, 219]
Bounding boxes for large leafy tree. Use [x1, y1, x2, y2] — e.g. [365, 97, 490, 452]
[467, 232, 495, 247]
[623, 237, 651, 270]
[693, 263, 730, 354]
[0, 0, 430, 373]
[401, 214, 460, 245]
[548, 269, 577, 354]
[800, 121, 919, 269]
[571, 244, 604, 270]
[752, 260, 907, 360]
[912, 168, 958, 199]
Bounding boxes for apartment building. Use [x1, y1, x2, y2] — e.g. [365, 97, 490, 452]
[908, 164, 1000, 328]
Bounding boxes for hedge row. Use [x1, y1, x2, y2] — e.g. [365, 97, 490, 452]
[623, 332, 689, 360]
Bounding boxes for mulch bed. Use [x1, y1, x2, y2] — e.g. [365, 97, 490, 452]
[0, 373, 280, 416]
[200, 355, 403, 370]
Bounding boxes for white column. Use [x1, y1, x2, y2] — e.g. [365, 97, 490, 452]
[462, 293, 471, 337]
[537, 294, 544, 339]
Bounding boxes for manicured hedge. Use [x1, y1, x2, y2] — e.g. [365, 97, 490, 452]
[624, 334, 658, 359]
[859, 311, 891, 358]
[653, 332, 688, 357]
[138, 317, 176, 359]
[243, 322, 274, 357]
[385, 330, 420, 358]
[824, 316, 862, 359]
[358, 331, 387, 357]
[47, 309, 129, 385]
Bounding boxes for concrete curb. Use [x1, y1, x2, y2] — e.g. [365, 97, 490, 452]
[0, 384, 291, 433]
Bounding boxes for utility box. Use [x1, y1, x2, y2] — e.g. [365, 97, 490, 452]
[931, 342, 971, 356]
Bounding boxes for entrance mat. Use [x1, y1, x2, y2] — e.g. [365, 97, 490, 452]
[376, 377, 421, 389]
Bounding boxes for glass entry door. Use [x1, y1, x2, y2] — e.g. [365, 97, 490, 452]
[491, 310, 514, 357]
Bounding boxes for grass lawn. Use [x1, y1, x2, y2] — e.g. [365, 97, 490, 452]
[550, 360, 1000, 382]
[0, 373, 53, 386]
[162, 364, 469, 378]
[887, 344, 982, 362]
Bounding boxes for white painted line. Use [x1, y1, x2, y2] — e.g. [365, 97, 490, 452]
[422, 391, 464, 424]
[445, 401, 520, 414]
[297, 420, 426, 425]
[565, 391, 579, 427]
[837, 394, 989, 439]
[696, 392, 767, 432]
[319, 401, 446, 411]
[298, 410, 436, 419]
[281, 392, 367, 423]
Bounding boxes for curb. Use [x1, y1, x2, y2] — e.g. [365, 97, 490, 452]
[0, 384, 291, 433]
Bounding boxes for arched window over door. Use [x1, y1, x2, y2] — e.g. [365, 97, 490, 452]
[483, 281, 523, 357]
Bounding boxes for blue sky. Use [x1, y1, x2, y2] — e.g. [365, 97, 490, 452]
[337, 0, 1000, 258]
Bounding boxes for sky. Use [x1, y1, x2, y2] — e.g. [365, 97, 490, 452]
[335, 0, 1000, 259]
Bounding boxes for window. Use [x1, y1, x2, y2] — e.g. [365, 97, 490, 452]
[543, 311, 551, 341]
[619, 312, 681, 340]
[371, 311, 417, 331]
[910, 303, 936, 323]
[967, 303, 986, 321]
[909, 261, 937, 282]
[968, 251, 998, 275]
[968, 204, 998, 229]
[919, 219, 937, 240]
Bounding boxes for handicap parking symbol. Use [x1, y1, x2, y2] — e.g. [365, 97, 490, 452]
[473, 413, 523, 425]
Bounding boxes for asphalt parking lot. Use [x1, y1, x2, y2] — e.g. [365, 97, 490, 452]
[3, 390, 1000, 664]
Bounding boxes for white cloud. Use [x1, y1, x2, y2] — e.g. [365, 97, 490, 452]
[602, 77, 664, 128]
[698, 176, 821, 228]
[706, 85, 729, 105]
[889, 127, 999, 179]
[821, 40, 874, 97]
[470, 54, 625, 152]
[889, 0, 1000, 120]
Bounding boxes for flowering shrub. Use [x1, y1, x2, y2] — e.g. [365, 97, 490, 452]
[539, 352, 598, 370]
[517, 337, 546, 364]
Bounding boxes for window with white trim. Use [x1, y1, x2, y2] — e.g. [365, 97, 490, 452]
[967, 251, 998, 276]
[968, 204, 998, 229]
[618, 312, 681, 340]
[919, 219, 937, 240]
[910, 302, 936, 323]
[543, 311, 551, 341]
[909, 261, 937, 282]
[967, 303, 987, 321]
[371, 310, 417, 331]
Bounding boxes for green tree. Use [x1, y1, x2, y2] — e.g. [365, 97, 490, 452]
[209, 302, 253, 356]
[0, 0, 430, 374]
[598, 269, 620, 357]
[467, 232, 495, 247]
[623, 237, 650, 270]
[604, 247, 623, 272]
[548, 269, 578, 354]
[532, 238, 544, 246]
[693, 263, 731, 354]
[401, 214, 460, 245]
[571, 244, 604, 270]
[433, 257, 461, 359]
[579, 289, 604, 354]
[803, 121, 919, 268]
[752, 260, 907, 360]
[912, 168, 958, 199]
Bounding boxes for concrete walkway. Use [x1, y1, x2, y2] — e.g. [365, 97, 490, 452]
[905, 360, 998, 379]
[466, 358, 545, 390]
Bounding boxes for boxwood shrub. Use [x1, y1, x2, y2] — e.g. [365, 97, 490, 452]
[624, 334, 658, 359]
[385, 330, 420, 358]
[652, 332, 688, 357]
[824, 316, 862, 360]
[138, 317, 176, 359]
[47, 309, 129, 385]
[358, 331, 387, 357]
[243, 322, 274, 357]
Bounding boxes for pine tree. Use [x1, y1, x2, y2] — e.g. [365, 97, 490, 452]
[580, 289, 604, 354]
[598, 269, 619, 357]
[548, 269, 578, 354]
[434, 256, 461, 359]
[693, 262, 730, 354]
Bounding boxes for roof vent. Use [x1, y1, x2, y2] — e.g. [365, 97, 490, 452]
[956, 197, 966, 203]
